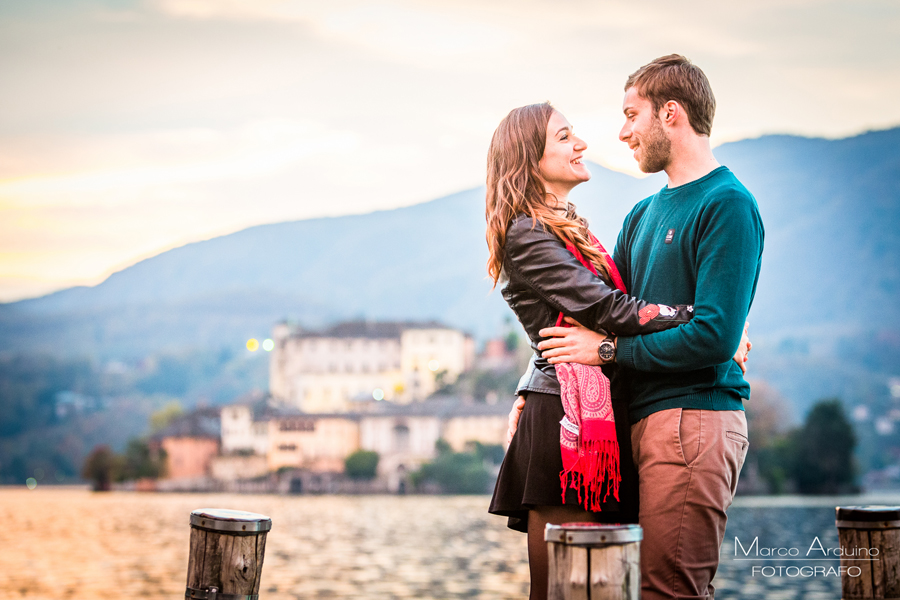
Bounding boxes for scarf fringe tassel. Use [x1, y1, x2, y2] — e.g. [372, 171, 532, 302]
[559, 438, 621, 512]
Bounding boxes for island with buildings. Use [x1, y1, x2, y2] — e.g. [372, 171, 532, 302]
[147, 320, 515, 494]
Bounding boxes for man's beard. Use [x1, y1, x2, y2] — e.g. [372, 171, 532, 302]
[638, 115, 671, 173]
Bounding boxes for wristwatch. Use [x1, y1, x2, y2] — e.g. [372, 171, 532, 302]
[597, 336, 617, 363]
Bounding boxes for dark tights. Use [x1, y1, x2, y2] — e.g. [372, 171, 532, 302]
[527, 505, 605, 600]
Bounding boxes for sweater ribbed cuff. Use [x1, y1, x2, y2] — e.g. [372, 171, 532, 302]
[616, 335, 637, 369]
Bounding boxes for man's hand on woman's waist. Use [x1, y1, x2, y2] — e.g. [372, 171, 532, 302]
[537, 316, 609, 366]
[538, 317, 753, 374]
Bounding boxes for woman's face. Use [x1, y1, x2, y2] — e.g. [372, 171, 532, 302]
[538, 110, 590, 200]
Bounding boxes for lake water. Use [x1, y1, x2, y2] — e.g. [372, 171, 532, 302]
[2, 488, 898, 599]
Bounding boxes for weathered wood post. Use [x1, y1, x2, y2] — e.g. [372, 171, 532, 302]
[186, 508, 272, 600]
[545, 523, 641, 600]
[835, 505, 900, 599]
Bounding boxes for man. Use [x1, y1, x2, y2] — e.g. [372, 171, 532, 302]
[525, 54, 764, 599]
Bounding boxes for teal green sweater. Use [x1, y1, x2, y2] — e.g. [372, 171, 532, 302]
[613, 166, 764, 422]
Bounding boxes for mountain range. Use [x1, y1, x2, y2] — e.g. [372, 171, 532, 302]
[3, 127, 899, 415]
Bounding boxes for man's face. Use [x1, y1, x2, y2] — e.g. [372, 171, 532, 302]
[619, 86, 671, 174]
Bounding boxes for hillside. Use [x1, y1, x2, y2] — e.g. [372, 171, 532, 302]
[0, 164, 662, 356]
[2, 127, 900, 414]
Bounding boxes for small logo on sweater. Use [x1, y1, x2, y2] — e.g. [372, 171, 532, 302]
[665, 229, 675, 244]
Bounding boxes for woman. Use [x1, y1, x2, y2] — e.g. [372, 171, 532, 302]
[484, 103, 746, 599]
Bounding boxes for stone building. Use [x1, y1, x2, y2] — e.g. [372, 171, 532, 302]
[154, 407, 221, 484]
[212, 393, 270, 481]
[269, 320, 474, 412]
[268, 411, 361, 473]
[215, 399, 362, 477]
[220, 394, 269, 456]
[358, 399, 509, 492]
[216, 396, 509, 492]
[206, 319, 505, 492]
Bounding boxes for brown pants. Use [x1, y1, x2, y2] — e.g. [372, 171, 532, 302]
[631, 408, 749, 600]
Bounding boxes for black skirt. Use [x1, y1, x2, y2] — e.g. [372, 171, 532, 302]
[488, 390, 639, 533]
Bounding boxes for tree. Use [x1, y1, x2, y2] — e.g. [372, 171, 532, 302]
[504, 331, 519, 352]
[745, 380, 793, 493]
[81, 445, 118, 491]
[345, 450, 379, 480]
[790, 398, 858, 494]
[117, 439, 166, 481]
[433, 369, 449, 389]
[150, 401, 184, 432]
[470, 441, 505, 465]
[412, 439, 492, 494]
[745, 380, 792, 449]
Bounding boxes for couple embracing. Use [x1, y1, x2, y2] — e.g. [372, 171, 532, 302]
[485, 54, 764, 600]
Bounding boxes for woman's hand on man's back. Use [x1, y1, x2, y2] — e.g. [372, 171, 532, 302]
[732, 321, 751, 375]
[506, 395, 527, 444]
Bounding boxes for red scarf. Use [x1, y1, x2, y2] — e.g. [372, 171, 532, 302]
[555, 233, 626, 511]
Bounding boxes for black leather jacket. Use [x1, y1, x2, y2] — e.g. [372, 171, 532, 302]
[500, 214, 693, 396]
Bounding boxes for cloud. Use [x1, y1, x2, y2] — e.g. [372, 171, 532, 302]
[150, 0, 326, 22]
[151, 0, 515, 65]
[1, 0, 899, 301]
[0, 120, 359, 205]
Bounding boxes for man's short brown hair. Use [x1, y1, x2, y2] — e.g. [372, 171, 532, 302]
[625, 54, 716, 136]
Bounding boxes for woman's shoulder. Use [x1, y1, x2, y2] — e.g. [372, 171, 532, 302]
[505, 214, 559, 252]
[507, 213, 553, 239]
[504, 214, 568, 265]
[508, 213, 534, 229]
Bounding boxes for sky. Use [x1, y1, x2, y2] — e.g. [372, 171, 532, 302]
[1, 0, 898, 302]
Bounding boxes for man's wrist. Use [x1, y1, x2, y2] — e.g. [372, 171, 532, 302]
[597, 335, 617, 363]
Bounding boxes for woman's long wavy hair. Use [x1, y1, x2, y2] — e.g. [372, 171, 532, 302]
[485, 102, 613, 287]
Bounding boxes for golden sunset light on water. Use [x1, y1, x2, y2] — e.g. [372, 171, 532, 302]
[1, 0, 898, 302]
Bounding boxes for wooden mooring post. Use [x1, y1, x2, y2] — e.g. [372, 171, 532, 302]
[185, 508, 272, 600]
[545, 523, 641, 600]
[835, 506, 900, 600]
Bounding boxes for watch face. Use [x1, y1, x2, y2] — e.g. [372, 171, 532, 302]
[598, 340, 615, 361]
